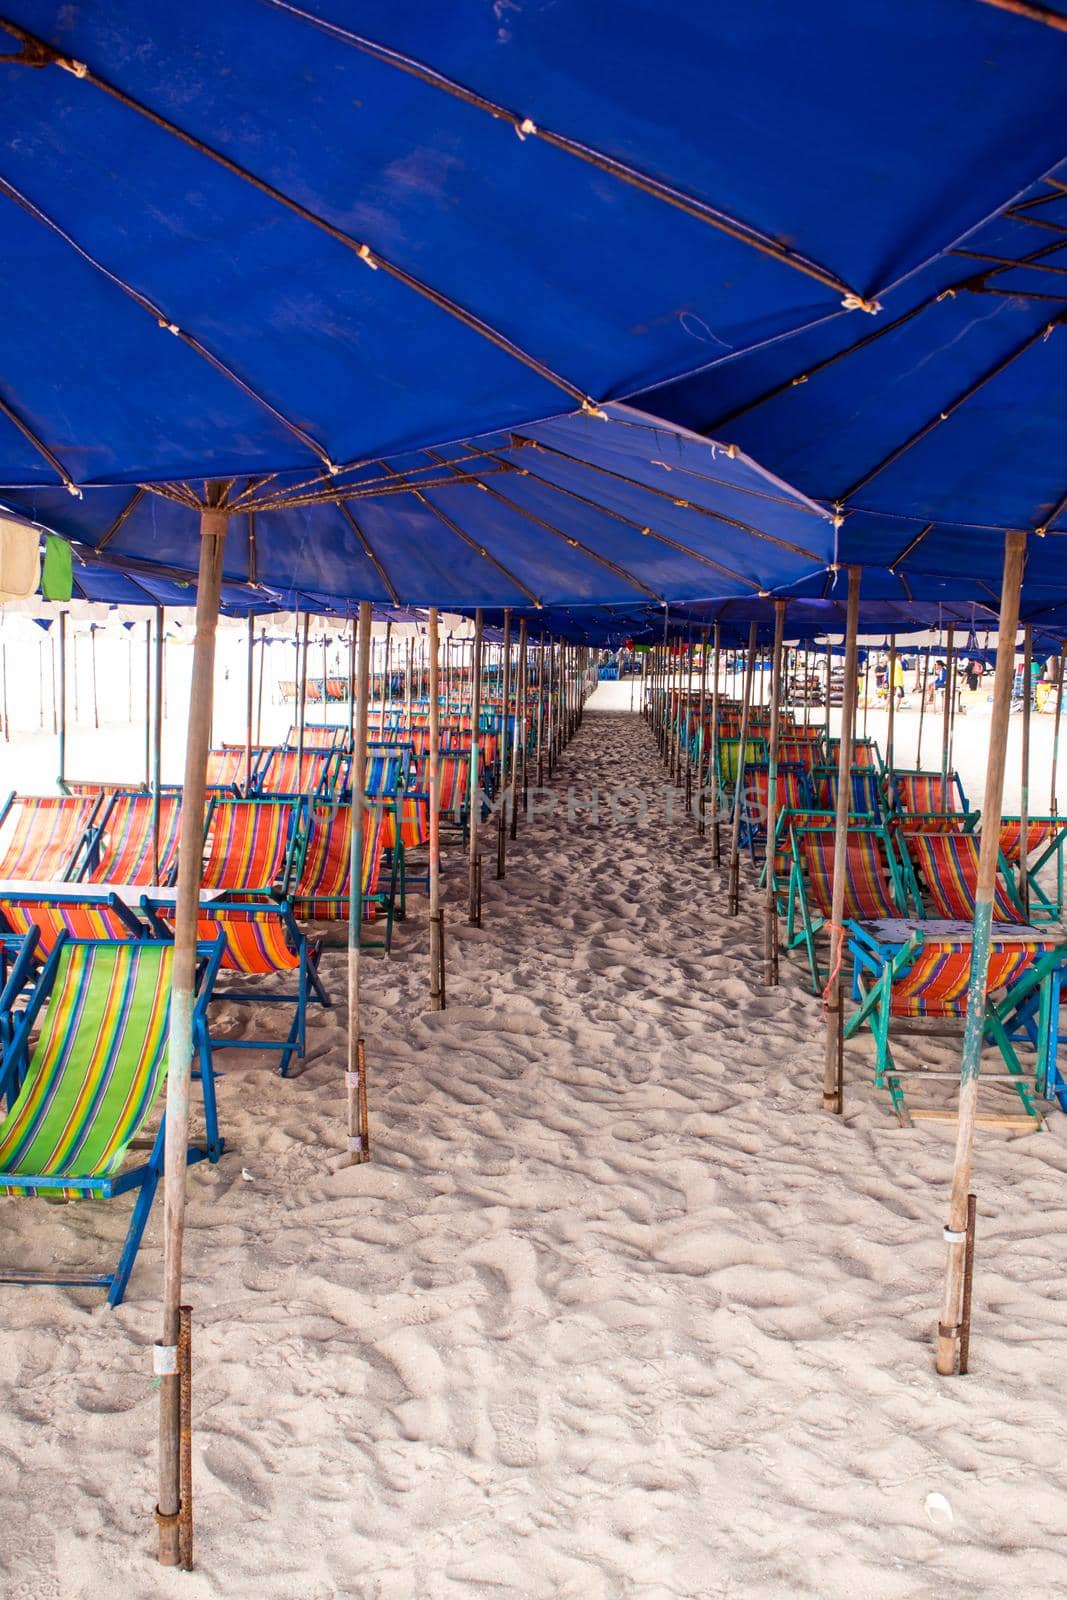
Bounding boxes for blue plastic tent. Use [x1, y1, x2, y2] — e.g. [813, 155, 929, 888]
[640, 163, 1067, 608]
[1, 2, 1066, 492]
[1, 405, 837, 606]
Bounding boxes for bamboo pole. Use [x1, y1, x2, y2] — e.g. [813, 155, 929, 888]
[916, 644, 931, 768]
[90, 626, 99, 730]
[57, 611, 67, 789]
[1050, 640, 1067, 814]
[244, 614, 254, 797]
[428, 607, 444, 1010]
[346, 600, 373, 1166]
[497, 609, 512, 878]
[1019, 625, 1032, 920]
[144, 616, 152, 787]
[936, 530, 1026, 1377]
[152, 607, 164, 882]
[536, 631, 545, 788]
[255, 628, 266, 745]
[727, 621, 758, 916]
[764, 601, 786, 985]
[157, 496, 227, 1565]
[886, 635, 897, 776]
[696, 626, 709, 834]
[710, 624, 722, 868]
[296, 610, 309, 768]
[513, 617, 527, 832]
[940, 624, 955, 813]
[50, 627, 57, 735]
[347, 615, 356, 749]
[379, 620, 392, 740]
[468, 609, 484, 924]
[821, 566, 862, 1115]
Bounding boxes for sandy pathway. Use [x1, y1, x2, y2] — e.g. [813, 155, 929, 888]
[2, 706, 1067, 1599]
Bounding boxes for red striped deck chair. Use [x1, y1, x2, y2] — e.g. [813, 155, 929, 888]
[201, 799, 298, 897]
[258, 748, 337, 797]
[207, 747, 255, 792]
[788, 825, 907, 990]
[0, 795, 101, 882]
[284, 724, 348, 750]
[892, 770, 967, 816]
[904, 832, 1024, 923]
[384, 796, 429, 852]
[0, 892, 145, 956]
[290, 803, 399, 946]
[61, 780, 144, 797]
[414, 753, 471, 821]
[779, 738, 821, 771]
[996, 816, 1067, 922]
[739, 766, 809, 857]
[845, 924, 1066, 1125]
[142, 898, 328, 1076]
[82, 793, 182, 886]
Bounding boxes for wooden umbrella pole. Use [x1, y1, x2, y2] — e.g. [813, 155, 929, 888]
[727, 621, 758, 916]
[1020, 625, 1033, 920]
[497, 609, 512, 878]
[764, 601, 786, 985]
[347, 615, 356, 748]
[346, 600, 373, 1166]
[255, 628, 266, 746]
[1050, 640, 1067, 814]
[824, 638, 832, 745]
[546, 637, 556, 779]
[683, 634, 695, 804]
[936, 531, 1026, 1376]
[322, 631, 328, 724]
[157, 496, 228, 1565]
[710, 624, 722, 868]
[152, 607, 164, 882]
[536, 631, 545, 788]
[821, 566, 862, 1115]
[862, 651, 870, 739]
[886, 635, 897, 778]
[379, 621, 392, 740]
[244, 614, 254, 797]
[468, 609, 484, 924]
[696, 626, 709, 834]
[405, 636, 413, 727]
[428, 607, 445, 1010]
[144, 615, 152, 786]
[513, 617, 527, 833]
[91, 626, 99, 730]
[940, 624, 955, 813]
[295, 609, 308, 767]
[916, 644, 931, 768]
[57, 611, 67, 789]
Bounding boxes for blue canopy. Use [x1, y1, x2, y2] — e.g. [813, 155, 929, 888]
[1, 2, 1066, 490]
[640, 162, 1067, 608]
[2, 405, 836, 607]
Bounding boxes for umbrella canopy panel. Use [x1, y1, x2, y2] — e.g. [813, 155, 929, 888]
[0, 2, 1066, 486]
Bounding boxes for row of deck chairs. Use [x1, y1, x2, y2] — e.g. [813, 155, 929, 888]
[771, 813, 1067, 1123]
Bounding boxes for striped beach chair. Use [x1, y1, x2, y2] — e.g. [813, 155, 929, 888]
[0, 891, 146, 957]
[0, 936, 225, 1304]
[142, 897, 328, 1076]
[79, 792, 182, 886]
[810, 765, 883, 819]
[200, 798, 301, 899]
[846, 922, 1066, 1126]
[258, 748, 339, 799]
[738, 765, 810, 856]
[903, 832, 1025, 923]
[891, 769, 969, 817]
[0, 794, 101, 881]
[787, 824, 911, 991]
[289, 803, 400, 947]
[996, 816, 1067, 922]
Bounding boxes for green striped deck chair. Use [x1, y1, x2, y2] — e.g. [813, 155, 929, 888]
[0, 936, 225, 1305]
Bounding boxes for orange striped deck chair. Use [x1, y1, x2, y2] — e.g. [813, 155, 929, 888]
[284, 723, 348, 750]
[200, 799, 299, 897]
[788, 824, 909, 990]
[0, 794, 101, 882]
[904, 832, 1024, 923]
[60, 780, 144, 797]
[384, 796, 429, 852]
[141, 897, 328, 1076]
[258, 748, 338, 797]
[845, 922, 1066, 1124]
[290, 803, 399, 946]
[996, 816, 1067, 922]
[81, 793, 182, 886]
[414, 753, 471, 821]
[892, 769, 968, 816]
[0, 891, 145, 956]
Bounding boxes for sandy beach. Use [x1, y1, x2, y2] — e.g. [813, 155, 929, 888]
[2, 688, 1067, 1599]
